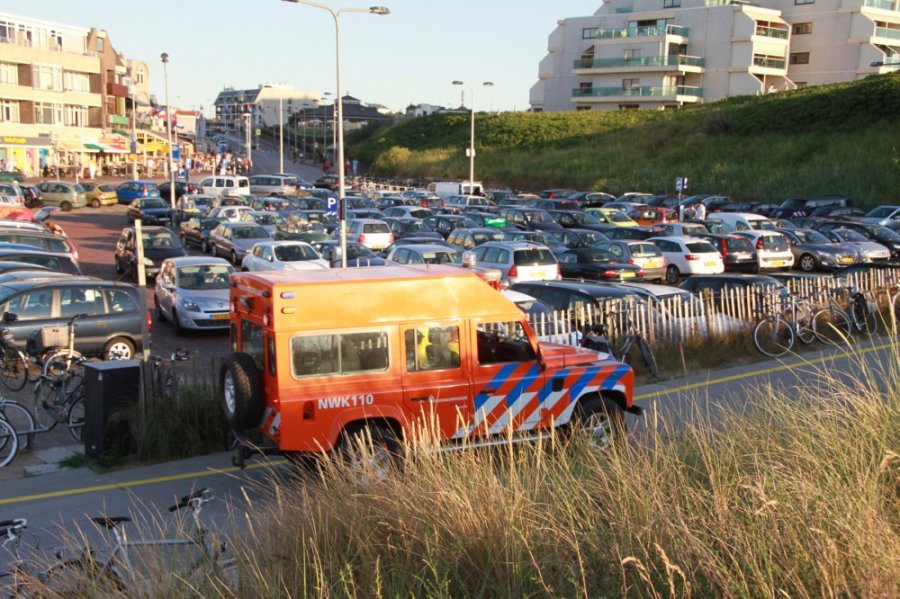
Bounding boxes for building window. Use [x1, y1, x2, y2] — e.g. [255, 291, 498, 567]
[582, 27, 598, 39]
[32, 64, 62, 91]
[794, 81, 808, 88]
[63, 71, 90, 92]
[624, 48, 641, 61]
[793, 22, 812, 35]
[790, 52, 810, 65]
[663, 0, 681, 7]
[64, 105, 88, 127]
[795, 0, 814, 4]
[623, 78, 640, 89]
[0, 100, 19, 123]
[0, 21, 13, 43]
[34, 102, 63, 125]
[96, 37, 104, 52]
[136, 68, 144, 84]
[0, 62, 17, 85]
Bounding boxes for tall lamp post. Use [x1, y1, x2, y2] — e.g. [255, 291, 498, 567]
[321, 91, 332, 164]
[283, 0, 389, 269]
[452, 80, 493, 196]
[127, 68, 138, 181]
[161, 53, 175, 211]
[278, 92, 284, 173]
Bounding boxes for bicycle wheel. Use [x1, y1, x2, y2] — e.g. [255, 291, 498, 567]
[0, 400, 36, 451]
[813, 307, 852, 345]
[66, 396, 85, 442]
[0, 418, 18, 467]
[636, 337, 659, 377]
[892, 293, 900, 335]
[0, 349, 27, 391]
[850, 296, 878, 336]
[753, 316, 794, 357]
[793, 306, 817, 345]
[32, 378, 62, 431]
[42, 350, 84, 378]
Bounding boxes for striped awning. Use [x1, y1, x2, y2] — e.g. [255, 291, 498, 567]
[84, 143, 103, 151]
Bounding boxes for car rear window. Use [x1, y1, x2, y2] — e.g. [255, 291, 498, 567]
[760, 235, 789, 251]
[725, 237, 754, 251]
[686, 242, 719, 253]
[514, 248, 557, 265]
[363, 223, 390, 234]
[630, 243, 661, 257]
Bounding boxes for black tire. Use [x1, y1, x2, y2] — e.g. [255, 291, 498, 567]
[0, 348, 28, 391]
[220, 352, 264, 429]
[61, 201, 72, 212]
[0, 418, 18, 468]
[339, 423, 403, 483]
[67, 395, 85, 442]
[665, 265, 680, 284]
[0, 399, 35, 452]
[636, 337, 659, 377]
[573, 395, 626, 450]
[104, 337, 135, 361]
[33, 379, 61, 431]
[798, 253, 816, 272]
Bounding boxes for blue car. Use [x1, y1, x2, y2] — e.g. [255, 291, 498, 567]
[116, 180, 161, 204]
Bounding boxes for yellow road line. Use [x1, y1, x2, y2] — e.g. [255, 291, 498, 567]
[0, 459, 285, 506]
[634, 340, 893, 401]
[1, 341, 893, 506]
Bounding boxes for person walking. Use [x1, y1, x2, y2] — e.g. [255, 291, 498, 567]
[693, 201, 707, 221]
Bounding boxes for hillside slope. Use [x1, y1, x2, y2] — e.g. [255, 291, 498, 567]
[346, 73, 900, 205]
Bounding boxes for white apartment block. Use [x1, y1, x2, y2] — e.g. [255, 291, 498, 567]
[530, 0, 900, 111]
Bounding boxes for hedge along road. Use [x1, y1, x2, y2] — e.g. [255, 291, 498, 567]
[0, 337, 893, 558]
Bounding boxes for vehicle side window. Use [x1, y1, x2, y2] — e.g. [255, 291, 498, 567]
[291, 331, 389, 377]
[405, 326, 460, 371]
[482, 248, 500, 262]
[476, 321, 536, 364]
[606, 244, 624, 257]
[241, 319, 265, 371]
[7, 291, 53, 320]
[238, 179, 249, 188]
[60, 287, 103, 317]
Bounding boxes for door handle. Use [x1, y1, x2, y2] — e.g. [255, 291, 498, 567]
[481, 387, 497, 394]
[411, 396, 429, 402]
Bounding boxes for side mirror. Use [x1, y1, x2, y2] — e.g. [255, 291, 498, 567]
[3, 312, 18, 323]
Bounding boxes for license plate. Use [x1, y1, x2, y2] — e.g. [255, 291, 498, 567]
[841, 257, 853, 263]
[643, 262, 657, 268]
[770, 260, 784, 267]
[533, 270, 549, 279]
[211, 313, 230, 320]
[704, 261, 717, 267]
[620, 271, 635, 278]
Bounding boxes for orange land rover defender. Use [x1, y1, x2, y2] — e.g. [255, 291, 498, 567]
[221, 265, 638, 466]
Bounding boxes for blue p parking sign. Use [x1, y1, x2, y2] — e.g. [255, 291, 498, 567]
[326, 197, 338, 218]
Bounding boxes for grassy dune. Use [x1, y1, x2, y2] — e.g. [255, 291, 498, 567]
[347, 73, 900, 206]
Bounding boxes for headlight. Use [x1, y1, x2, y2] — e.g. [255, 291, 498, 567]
[817, 252, 834, 262]
[142, 257, 154, 266]
[180, 298, 200, 312]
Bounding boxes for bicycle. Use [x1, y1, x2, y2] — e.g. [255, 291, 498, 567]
[146, 348, 191, 401]
[32, 355, 86, 442]
[0, 327, 33, 392]
[752, 291, 795, 357]
[811, 287, 853, 346]
[0, 518, 34, 594]
[38, 313, 87, 378]
[0, 418, 17, 467]
[0, 394, 36, 453]
[583, 313, 659, 377]
[41, 488, 238, 595]
[845, 284, 878, 335]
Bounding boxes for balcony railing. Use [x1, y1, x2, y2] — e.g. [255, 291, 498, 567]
[573, 85, 703, 98]
[752, 56, 787, 69]
[108, 114, 130, 126]
[106, 81, 129, 98]
[574, 55, 706, 69]
[0, 36, 96, 57]
[594, 24, 689, 39]
[754, 25, 789, 39]
[875, 26, 900, 39]
[864, 0, 900, 11]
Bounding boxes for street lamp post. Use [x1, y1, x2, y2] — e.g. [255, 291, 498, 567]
[321, 91, 331, 165]
[283, 0, 389, 269]
[127, 69, 138, 181]
[161, 53, 175, 211]
[452, 80, 493, 196]
[278, 93, 284, 173]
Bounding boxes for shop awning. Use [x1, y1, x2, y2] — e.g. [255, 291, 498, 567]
[84, 143, 103, 151]
[58, 142, 85, 151]
[100, 144, 127, 153]
[142, 140, 167, 153]
[111, 129, 131, 137]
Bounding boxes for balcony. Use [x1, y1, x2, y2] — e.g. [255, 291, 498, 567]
[874, 26, 900, 39]
[106, 81, 129, 98]
[864, 0, 900, 10]
[752, 56, 787, 69]
[108, 114, 129, 126]
[754, 25, 789, 39]
[573, 85, 703, 99]
[594, 24, 689, 39]
[574, 55, 705, 70]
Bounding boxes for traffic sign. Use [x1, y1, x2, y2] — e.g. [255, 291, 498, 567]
[172, 143, 181, 160]
[255, 128, 261, 137]
[675, 176, 688, 192]
[326, 197, 338, 218]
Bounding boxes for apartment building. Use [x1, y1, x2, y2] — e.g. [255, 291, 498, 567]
[530, 0, 900, 112]
[0, 12, 148, 176]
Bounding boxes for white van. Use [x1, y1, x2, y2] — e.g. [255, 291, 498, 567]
[198, 175, 250, 198]
[713, 212, 777, 232]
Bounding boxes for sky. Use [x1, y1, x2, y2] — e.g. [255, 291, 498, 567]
[4, 1, 601, 115]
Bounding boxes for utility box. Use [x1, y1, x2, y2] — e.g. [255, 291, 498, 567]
[83, 360, 140, 459]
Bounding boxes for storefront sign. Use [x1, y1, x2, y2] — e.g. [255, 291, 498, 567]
[1, 136, 51, 147]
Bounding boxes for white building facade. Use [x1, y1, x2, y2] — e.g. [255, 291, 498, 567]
[530, 0, 900, 112]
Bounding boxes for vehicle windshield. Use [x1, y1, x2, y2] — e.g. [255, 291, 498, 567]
[793, 230, 831, 244]
[253, 213, 285, 226]
[525, 211, 554, 224]
[605, 210, 632, 223]
[143, 199, 167, 209]
[99, 185, 115, 192]
[177, 265, 232, 290]
[872, 225, 900, 239]
[233, 226, 269, 239]
[142, 232, 179, 248]
[780, 198, 805, 210]
[578, 249, 619, 263]
[422, 251, 458, 264]
[867, 206, 896, 218]
[473, 231, 506, 244]
[834, 229, 867, 242]
[750, 219, 776, 230]
[274, 244, 320, 262]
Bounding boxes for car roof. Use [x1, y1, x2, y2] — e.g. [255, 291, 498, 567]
[479, 241, 549, 250]
[164, 256, 233, 267]
[515, 279, 641, 299]
[397, 244, 457, 253]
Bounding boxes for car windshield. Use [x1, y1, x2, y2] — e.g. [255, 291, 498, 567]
[177, 265, 232, 290]
[142, 232, 178, 248]
[253, 213, 285, 225]
[473, 231, 506, 244]
[233, 226, 268, 239]
[750, 219, 776, 230]
[780, 198, 805, 210]
[514, 248, 556, 265]
[686, 242, 719, 253]
[867, 206, 896, 218]
[143, 199, 167, 209]
[274, 244, 319, 262]
[525, 211, 554, 224]
[605, 210, 632, 223]
[834, 229, 867, 242]
[99, 185, 115, 192]
[725, 237, 754, 251]
[794, 230, 830, 244]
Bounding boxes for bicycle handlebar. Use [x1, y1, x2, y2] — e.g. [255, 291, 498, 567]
[0, 518, 26, 537]
[168, 488, 211, 512]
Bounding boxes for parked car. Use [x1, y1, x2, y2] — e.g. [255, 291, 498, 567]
[463, 210, 507, 229]
[154, 256, 234, 334]
[248, 174, 298, 197]
[80, 182, 118, 207]
[713, 212, 777, 232]
[158, 181, 199, 203]
[239, 210, 287, 235]
[647, 222, 710, 237]
[344, 218, 394, 251]
[584, 208, 639, 228]
[384, 243, 460, 265]
[594, 240, 667, 282]
[248, 196, 291, 213]
[696, 233, 758, 273]
[498, 207, 563, 232]
[115, 180, 160, 204]
[509, 279, 644, 326]
[208, 222, 271, 264]
[240, 240, 328, 272]
[776, 228, 857, 272]
[857, 204, 900, 228]
[312, 174, 339, 191]
[768, 196, 850, 219]
[0, 278, 145, 359]
[126, 197, 172, 226]
[0, 248, 81, 275]
[471, 241, 560, 286]
[17, 184, 42, 208]
[820, 227, 891, 263]
[503, 229, 567, 254]
[179, 217, 226, 252]
[731, 230, 795, 272]
[34, 182, 87, 211]
[176, 193, 216, 220]
[382, 206, 433, 219]
[0, 227, 78, 262]
[556, 248, 644, 282]
[422, 214, 478, 239]
[647, 236, 725, 283]
[382, 217, 442, 242]
[552, 228, 609, 249]
[816, 220, 900, 260]
[198, 175, 250, 198]
[312, 240, 393, 267]
[445, 227, 506, 250]
[114, 226, 187, 281]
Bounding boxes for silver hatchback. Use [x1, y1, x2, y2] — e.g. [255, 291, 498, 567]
[248, 175, 298, 197]
[154, 257, 234, 333]
[471, 241, 560, 286]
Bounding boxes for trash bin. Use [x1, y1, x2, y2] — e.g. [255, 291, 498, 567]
[83, 360, 140, 459]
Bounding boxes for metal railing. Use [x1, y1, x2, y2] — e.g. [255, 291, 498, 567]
[574, 55, 705, 69]
[572, 85, 703, 98]
[752, 55, 788, 69]
[754, 25, 789, 39]
[864, 0, 900, 11]
[875, 26, 900, 40]
[594, 24, 689, 39]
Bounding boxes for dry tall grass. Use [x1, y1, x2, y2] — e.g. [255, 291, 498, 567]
[220, 345, 899, 598]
